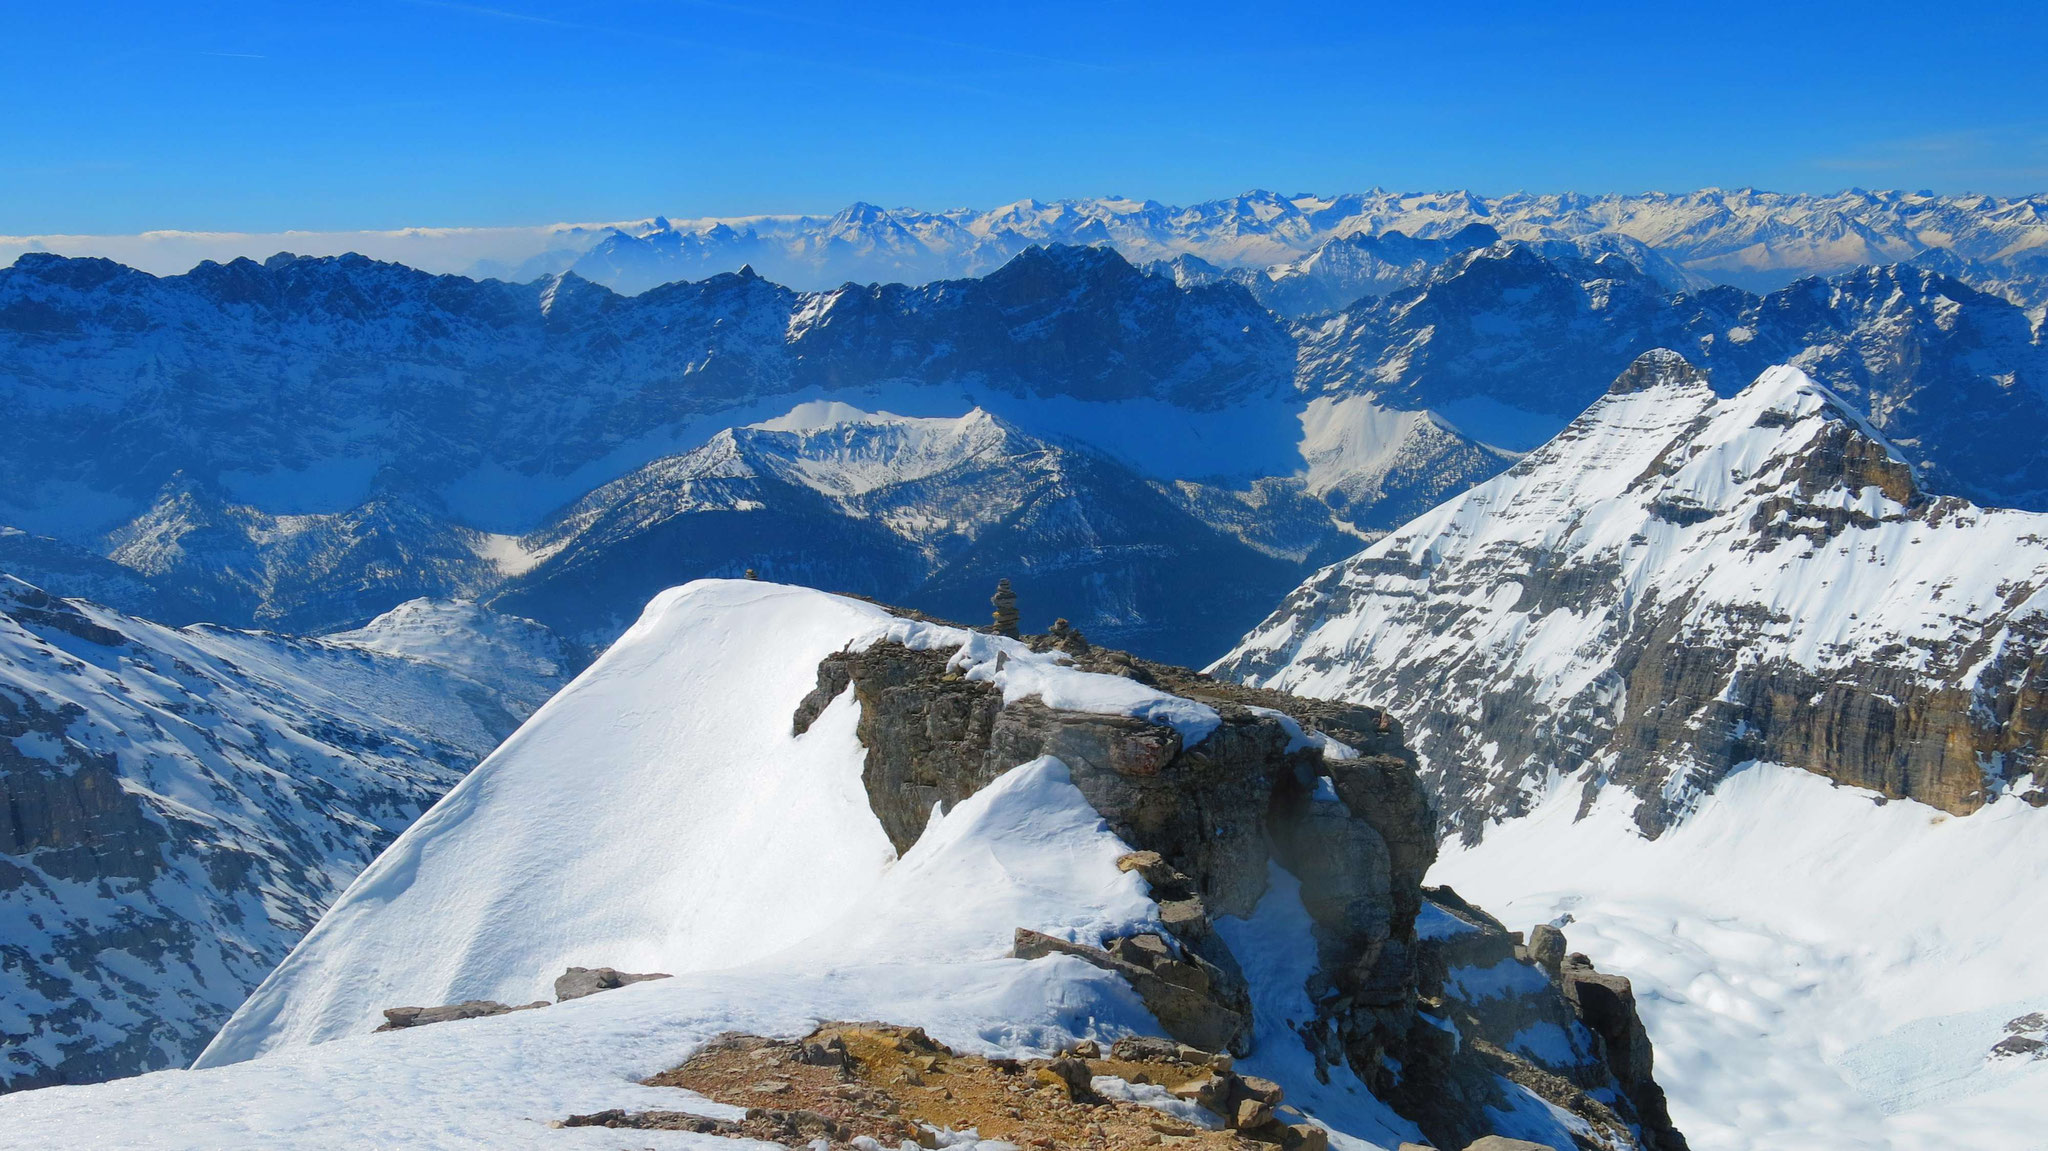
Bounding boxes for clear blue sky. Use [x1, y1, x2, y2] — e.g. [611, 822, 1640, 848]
[5, 1, 2043, 233]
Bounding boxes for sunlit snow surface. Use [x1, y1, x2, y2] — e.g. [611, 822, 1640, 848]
[1433, 763, 2048, 1151]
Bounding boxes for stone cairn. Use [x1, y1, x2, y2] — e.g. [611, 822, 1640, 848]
[990, 579, 1020, 637]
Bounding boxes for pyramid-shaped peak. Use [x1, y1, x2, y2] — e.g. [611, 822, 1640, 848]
[1607, 348, 1708, 395]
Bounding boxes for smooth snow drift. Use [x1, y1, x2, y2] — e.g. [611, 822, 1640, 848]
[1433, 763, 2048, 1151]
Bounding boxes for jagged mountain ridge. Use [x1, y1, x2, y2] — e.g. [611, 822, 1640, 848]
[0, 244, 1292, 535]
[1152, 224, 1708, 319]
[4, 243, 2044, 666]
[1215, 351, 2048, 840]
[0, 582, 569, 1091]
[1300, 246, 2048, 509]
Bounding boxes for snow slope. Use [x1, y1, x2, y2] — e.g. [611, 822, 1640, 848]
[196, 579, 1221, 1066]
[1433, 762, 2048, 1151]
[0, 756, 1168, 1150]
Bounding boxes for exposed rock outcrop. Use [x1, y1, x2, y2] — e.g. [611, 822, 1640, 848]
[1390, 891, 1688, 1151]
[794, 623, 1686, 1149]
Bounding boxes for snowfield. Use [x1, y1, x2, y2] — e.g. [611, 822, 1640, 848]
[1433, 762, 2048, 1151]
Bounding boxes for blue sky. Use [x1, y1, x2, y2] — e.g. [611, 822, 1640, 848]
[4, 0, 2043, 233]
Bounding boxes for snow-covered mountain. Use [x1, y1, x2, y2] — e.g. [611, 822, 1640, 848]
[0, 583, 567, 1090]
[490, 406, 1312, 662]
[561, 189, 2048, 302]
[3, 579, 1689, 1149]
[1212, 352, 2048, 1147]
[1154, 225, 1708, 319]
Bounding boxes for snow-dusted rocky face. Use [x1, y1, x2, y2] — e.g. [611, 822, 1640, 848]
[1219, 354, 2048, 834]
[0, 582, 560, 1091]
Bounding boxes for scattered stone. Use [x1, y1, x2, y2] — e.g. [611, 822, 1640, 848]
[1463, 1138, 1559, 1151]
[1045, 617, 1091, 655]
[1012, 928, 1248, 1054]
[1110, 1036, 1186, 1063]
[553, 965, 672, 1002]
[1231, 1074, 1283, 1105]
[625, 1022, 1252, 1149]
[1281, 1125, 1329, 1151]
[557, 1108, 736, 1133]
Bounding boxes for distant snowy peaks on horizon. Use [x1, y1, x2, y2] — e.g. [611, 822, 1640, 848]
[8, 186, 2046, 294]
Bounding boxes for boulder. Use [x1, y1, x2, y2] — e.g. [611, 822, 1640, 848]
[374, 999, 548, 1032]
[554, 966, 672, 1002]
[1463, 1139, 1558, 1151]
[1527, 924, 1566, 977]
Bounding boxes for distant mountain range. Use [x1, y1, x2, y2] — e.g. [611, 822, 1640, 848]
[10, 189, 2047, 309]
[2, 240, 2042, 663]
[559, 189, 2048, 307]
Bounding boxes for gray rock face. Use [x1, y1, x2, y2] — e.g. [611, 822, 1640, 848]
[797, 624, 1685, 1148]
[1011, 928, 1245, 1055]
